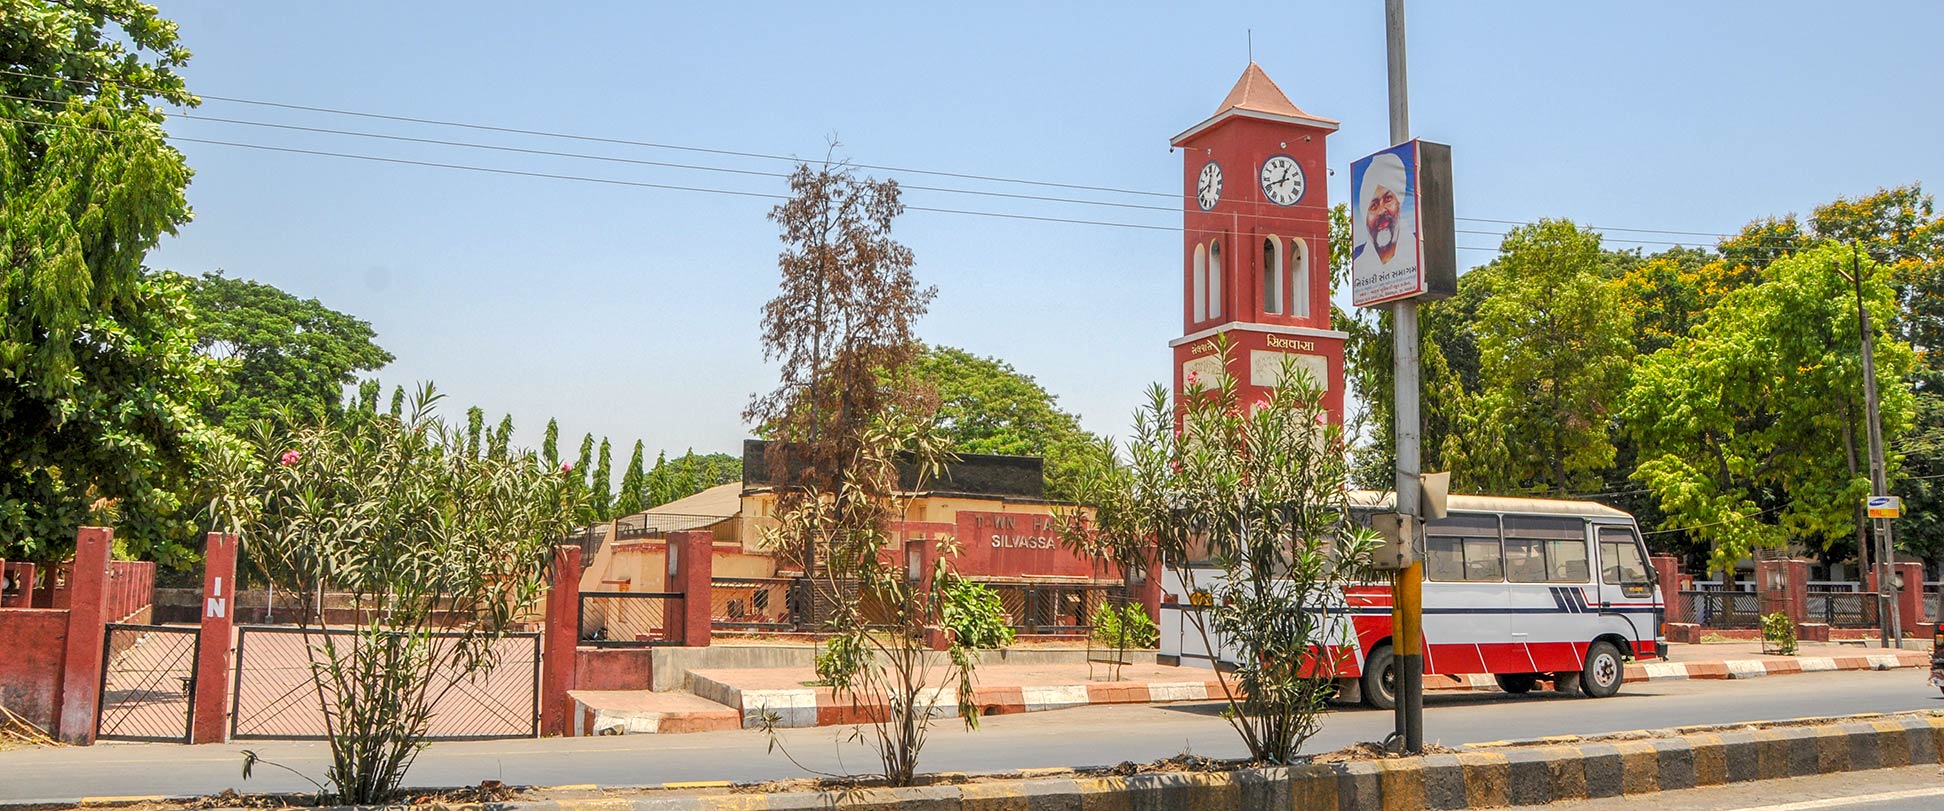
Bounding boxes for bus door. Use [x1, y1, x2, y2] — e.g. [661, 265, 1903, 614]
[1502, 515, 1593, 673]
[1421, 513, 1508, 675]
[1595, 524, 1656, 658]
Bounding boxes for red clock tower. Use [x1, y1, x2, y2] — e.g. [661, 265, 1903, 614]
[1169, 64, 1346, 423]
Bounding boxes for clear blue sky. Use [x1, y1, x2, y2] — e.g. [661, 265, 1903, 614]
[147, 1, 1944, 465]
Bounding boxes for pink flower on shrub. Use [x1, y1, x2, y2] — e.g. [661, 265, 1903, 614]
[560, 462, 574, 473]
[279, 450, 301, 466]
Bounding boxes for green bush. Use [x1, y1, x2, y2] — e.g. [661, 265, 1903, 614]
[1091, 602, 1160, 650]
[814, 634, 868, 687]
[1760, 611, 1798, 656]
[940, 581, 1015, 649]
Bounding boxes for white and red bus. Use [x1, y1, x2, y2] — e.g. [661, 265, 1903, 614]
[1158, 492, 1664, 708]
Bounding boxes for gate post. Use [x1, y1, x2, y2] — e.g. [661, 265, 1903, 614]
[191, 533, 238, 744]
[57, 527, 113, 744]
[673, 531, 713, 648]
[541, 545, 581, 737]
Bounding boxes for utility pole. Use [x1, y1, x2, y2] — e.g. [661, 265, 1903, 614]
[1385, 0, 1425, 754]
[1847, 243, 1901, 647]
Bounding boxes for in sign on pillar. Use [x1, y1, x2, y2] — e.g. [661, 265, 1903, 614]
[206, 576, 226, 619]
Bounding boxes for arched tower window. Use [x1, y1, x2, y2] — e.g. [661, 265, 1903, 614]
[1291, 238, 1311, 318]
[1261, 236, 1284, 315]
[1192, 244, 1208, 322]
[1208, 239, 1223, 320]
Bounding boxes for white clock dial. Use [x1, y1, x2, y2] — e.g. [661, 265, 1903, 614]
[1259, 154, 1305, 206]
[1196, 160, 1223, 211]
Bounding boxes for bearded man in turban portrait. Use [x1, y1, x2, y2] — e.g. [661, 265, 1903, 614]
[1355, 151, 1416, 271]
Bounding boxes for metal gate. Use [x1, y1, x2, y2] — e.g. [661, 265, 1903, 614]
[230, 626, 540, 740]
[96, 623, 199, 742]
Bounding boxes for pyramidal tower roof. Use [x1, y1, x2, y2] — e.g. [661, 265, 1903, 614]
[1173, 63, 1338, 145]
[1215, 62, 1306, 118]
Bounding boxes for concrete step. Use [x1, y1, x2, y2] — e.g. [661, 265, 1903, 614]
[567, 689, 740, 736]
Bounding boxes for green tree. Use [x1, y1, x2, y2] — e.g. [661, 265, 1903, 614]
[1455, 220, 1635, 495]
[590, 437, 613, 521]
[1338, 203, 1476, 490]
[211, 385, 578, 804]
[1080, 346, 1378, 762]
[643, 450, 739, 506]
[0, 0, 224, 565]
[1624, 243, 1915, 572]
[1810, 187, 1944, 568]
[614, 440, 646, 517]
[909, 345, 1102, 499]
[572, 433, 594, 521]
[184, 272, 392, 431]
[541, 418, 559, 469]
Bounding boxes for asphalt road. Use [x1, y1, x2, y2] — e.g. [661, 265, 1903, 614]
[2, 668, 1941, 803]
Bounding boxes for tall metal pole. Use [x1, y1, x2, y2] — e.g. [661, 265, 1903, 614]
[1851, 244, 1900, 647]
[1384, 0, 1425, 754]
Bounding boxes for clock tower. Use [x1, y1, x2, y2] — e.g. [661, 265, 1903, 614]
[1169, 63, 1347, 423]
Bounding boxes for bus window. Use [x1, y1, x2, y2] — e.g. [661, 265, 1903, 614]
[1425, 513, 1502, 582]
[1503, 515, 1589, 583]
[1599, 527, 1650, 585]
[1427, 537, 1503, 581]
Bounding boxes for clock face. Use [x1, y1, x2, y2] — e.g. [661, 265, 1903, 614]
[1259, 154, 1305, 206]
[1196, 160, 1223, 211]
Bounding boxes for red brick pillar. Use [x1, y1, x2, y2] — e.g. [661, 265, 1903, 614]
[1895, 561, 1925, 637]
[191, 533, 237, 744]
[1756, 558, 1808, 624]
[57, 527, 112, 744]
[1649, 555, 1681, 615]
[907, 536, 949, 651]
[673, 531, 713, 648]
[540, 545, 580, 737]
[1133, 543, 1163, 626]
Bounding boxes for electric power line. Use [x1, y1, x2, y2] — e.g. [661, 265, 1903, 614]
[0, 111, 1512, 244]
[0, 67, 1801, 245]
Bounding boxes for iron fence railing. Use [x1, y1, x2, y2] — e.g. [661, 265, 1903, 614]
[578, 591, 682, 646]
[229, 625, 539, 740]
[1808, 591, 1882, 627]
[709, 577, 798, 631]
[1679, 589, 1762, 628]
[96, 623, 198, 743]
[985, 582, 1129, 635]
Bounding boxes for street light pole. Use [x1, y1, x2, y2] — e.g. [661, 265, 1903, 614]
[1847, 243, 1901, 647]
[1384, 0, 1425, 754]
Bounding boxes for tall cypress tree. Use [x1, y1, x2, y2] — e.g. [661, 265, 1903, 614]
[615, 440, 647, 517]
[591, 438, 614, 521]
[574, 434, 595, 522]
[645, 450, 671, 506]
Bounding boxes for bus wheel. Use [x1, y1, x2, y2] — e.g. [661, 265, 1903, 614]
[1580, 641, 1624, 698]
[1494, 674, 1538, 694]
[1362, 645, 1397, 710]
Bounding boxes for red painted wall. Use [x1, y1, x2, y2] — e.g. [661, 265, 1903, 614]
[574, 647, 653, 690]
[0, 608, 69, 733]
[949, 511, 1119, 579]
